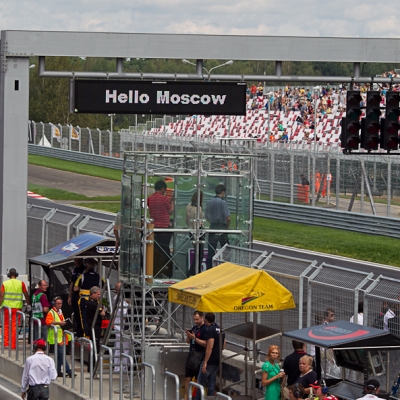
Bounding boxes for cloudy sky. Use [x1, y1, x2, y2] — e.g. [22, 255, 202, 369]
[0, 0, 398, 38]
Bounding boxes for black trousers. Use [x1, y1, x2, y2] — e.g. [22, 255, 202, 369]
[27, 384, 49, 400]
[72, 293, 83, 337]
[153, 232, 173, 278]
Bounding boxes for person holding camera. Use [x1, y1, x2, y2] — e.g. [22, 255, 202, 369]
[184, 310, 207, 400]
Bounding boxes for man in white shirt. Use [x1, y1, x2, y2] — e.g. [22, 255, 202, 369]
[350, 302, 364, 325]
[356, 379, 381, 400]
[21, 339, 57, 400]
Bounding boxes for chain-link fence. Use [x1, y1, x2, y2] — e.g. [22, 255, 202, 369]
[30, 120, 400, 219]
[27, 203, 114, 258]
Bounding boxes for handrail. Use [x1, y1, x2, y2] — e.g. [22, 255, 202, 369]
[164, 371, 180, 400]
[46, 325, 59, 373]
[63, 330, 75, 389]
[79, 337, 93, 397]
[121, 354, 134, 398]
[29, 317, 41, 354]
[16, 311, 26, 362]
[188, 381, 204, 400]
[141, 362, 156, 400]
[99, 345, 113, 400]
[215, 393, 233, 400]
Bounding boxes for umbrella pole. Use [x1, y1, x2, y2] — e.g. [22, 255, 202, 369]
[219, 313, 223, 397]
[253, 316, 256, 400]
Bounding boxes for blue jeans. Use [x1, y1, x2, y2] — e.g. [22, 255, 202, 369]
[57, 344, 71, 374]
[206, 233, 229, 270]
[195, 362, 219, 399]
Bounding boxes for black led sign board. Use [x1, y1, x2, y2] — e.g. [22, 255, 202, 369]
[73, 80, 246, 115]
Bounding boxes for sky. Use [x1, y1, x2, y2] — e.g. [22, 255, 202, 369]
[0, 0, 399, 38]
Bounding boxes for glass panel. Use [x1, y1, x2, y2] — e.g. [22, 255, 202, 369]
[120, 174, 143, 282]
[121, 152, 254, 279]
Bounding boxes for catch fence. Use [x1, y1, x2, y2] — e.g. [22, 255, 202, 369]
[30, 120, 400, 219]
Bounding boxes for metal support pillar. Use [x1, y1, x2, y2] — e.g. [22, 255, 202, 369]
[336, 156, 340, 210]
[0, 49, 29, 274]
[361, 161, 376, 215]
[275, 61, 282, 77]
[196, 59, 203, 76]
[311, 156, 316, 207]
[387, 156, 392, 217]
[353, 62, 361, 79]
[290, 153, 294, 204]
[269, 152, 274, 201]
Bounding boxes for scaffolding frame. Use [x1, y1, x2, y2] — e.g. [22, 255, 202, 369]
[114, 151, 256, 398]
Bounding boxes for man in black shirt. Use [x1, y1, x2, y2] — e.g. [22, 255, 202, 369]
[68, 258, 85, 337]
[85, 286, 105, 372]
[283, 340, 314, 386]
[74, 258, 104, 336]
[195, 312, 225, 400]
[184, 310, 207, 400]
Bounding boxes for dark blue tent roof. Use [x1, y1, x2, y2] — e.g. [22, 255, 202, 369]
[29, 232, 116, 267]
[283, 320, 400, 349]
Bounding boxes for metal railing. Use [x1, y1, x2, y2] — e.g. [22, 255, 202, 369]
[164, 371, 180, 400]
[46, 325, 59, 373]
[16, 311, 26, 362]
[63, 331, 75, 388]
[99, 345, 113, 400]
[79, 337, 93, 397]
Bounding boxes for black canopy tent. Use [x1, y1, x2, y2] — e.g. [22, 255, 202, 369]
[28, 232, 118, 319]
[283, 321, 400, 400]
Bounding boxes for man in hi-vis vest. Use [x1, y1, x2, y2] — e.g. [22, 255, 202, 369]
[0, 268, 30, 349]
[46, 296, 75, 378]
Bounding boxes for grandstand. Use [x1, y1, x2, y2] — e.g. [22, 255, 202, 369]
[146, 97, 344, 146]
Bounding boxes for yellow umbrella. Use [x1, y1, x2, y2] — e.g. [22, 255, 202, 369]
[168, 262, 295, 312]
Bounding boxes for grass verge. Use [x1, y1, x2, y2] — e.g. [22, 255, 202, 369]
[253, 217, 400, 267]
